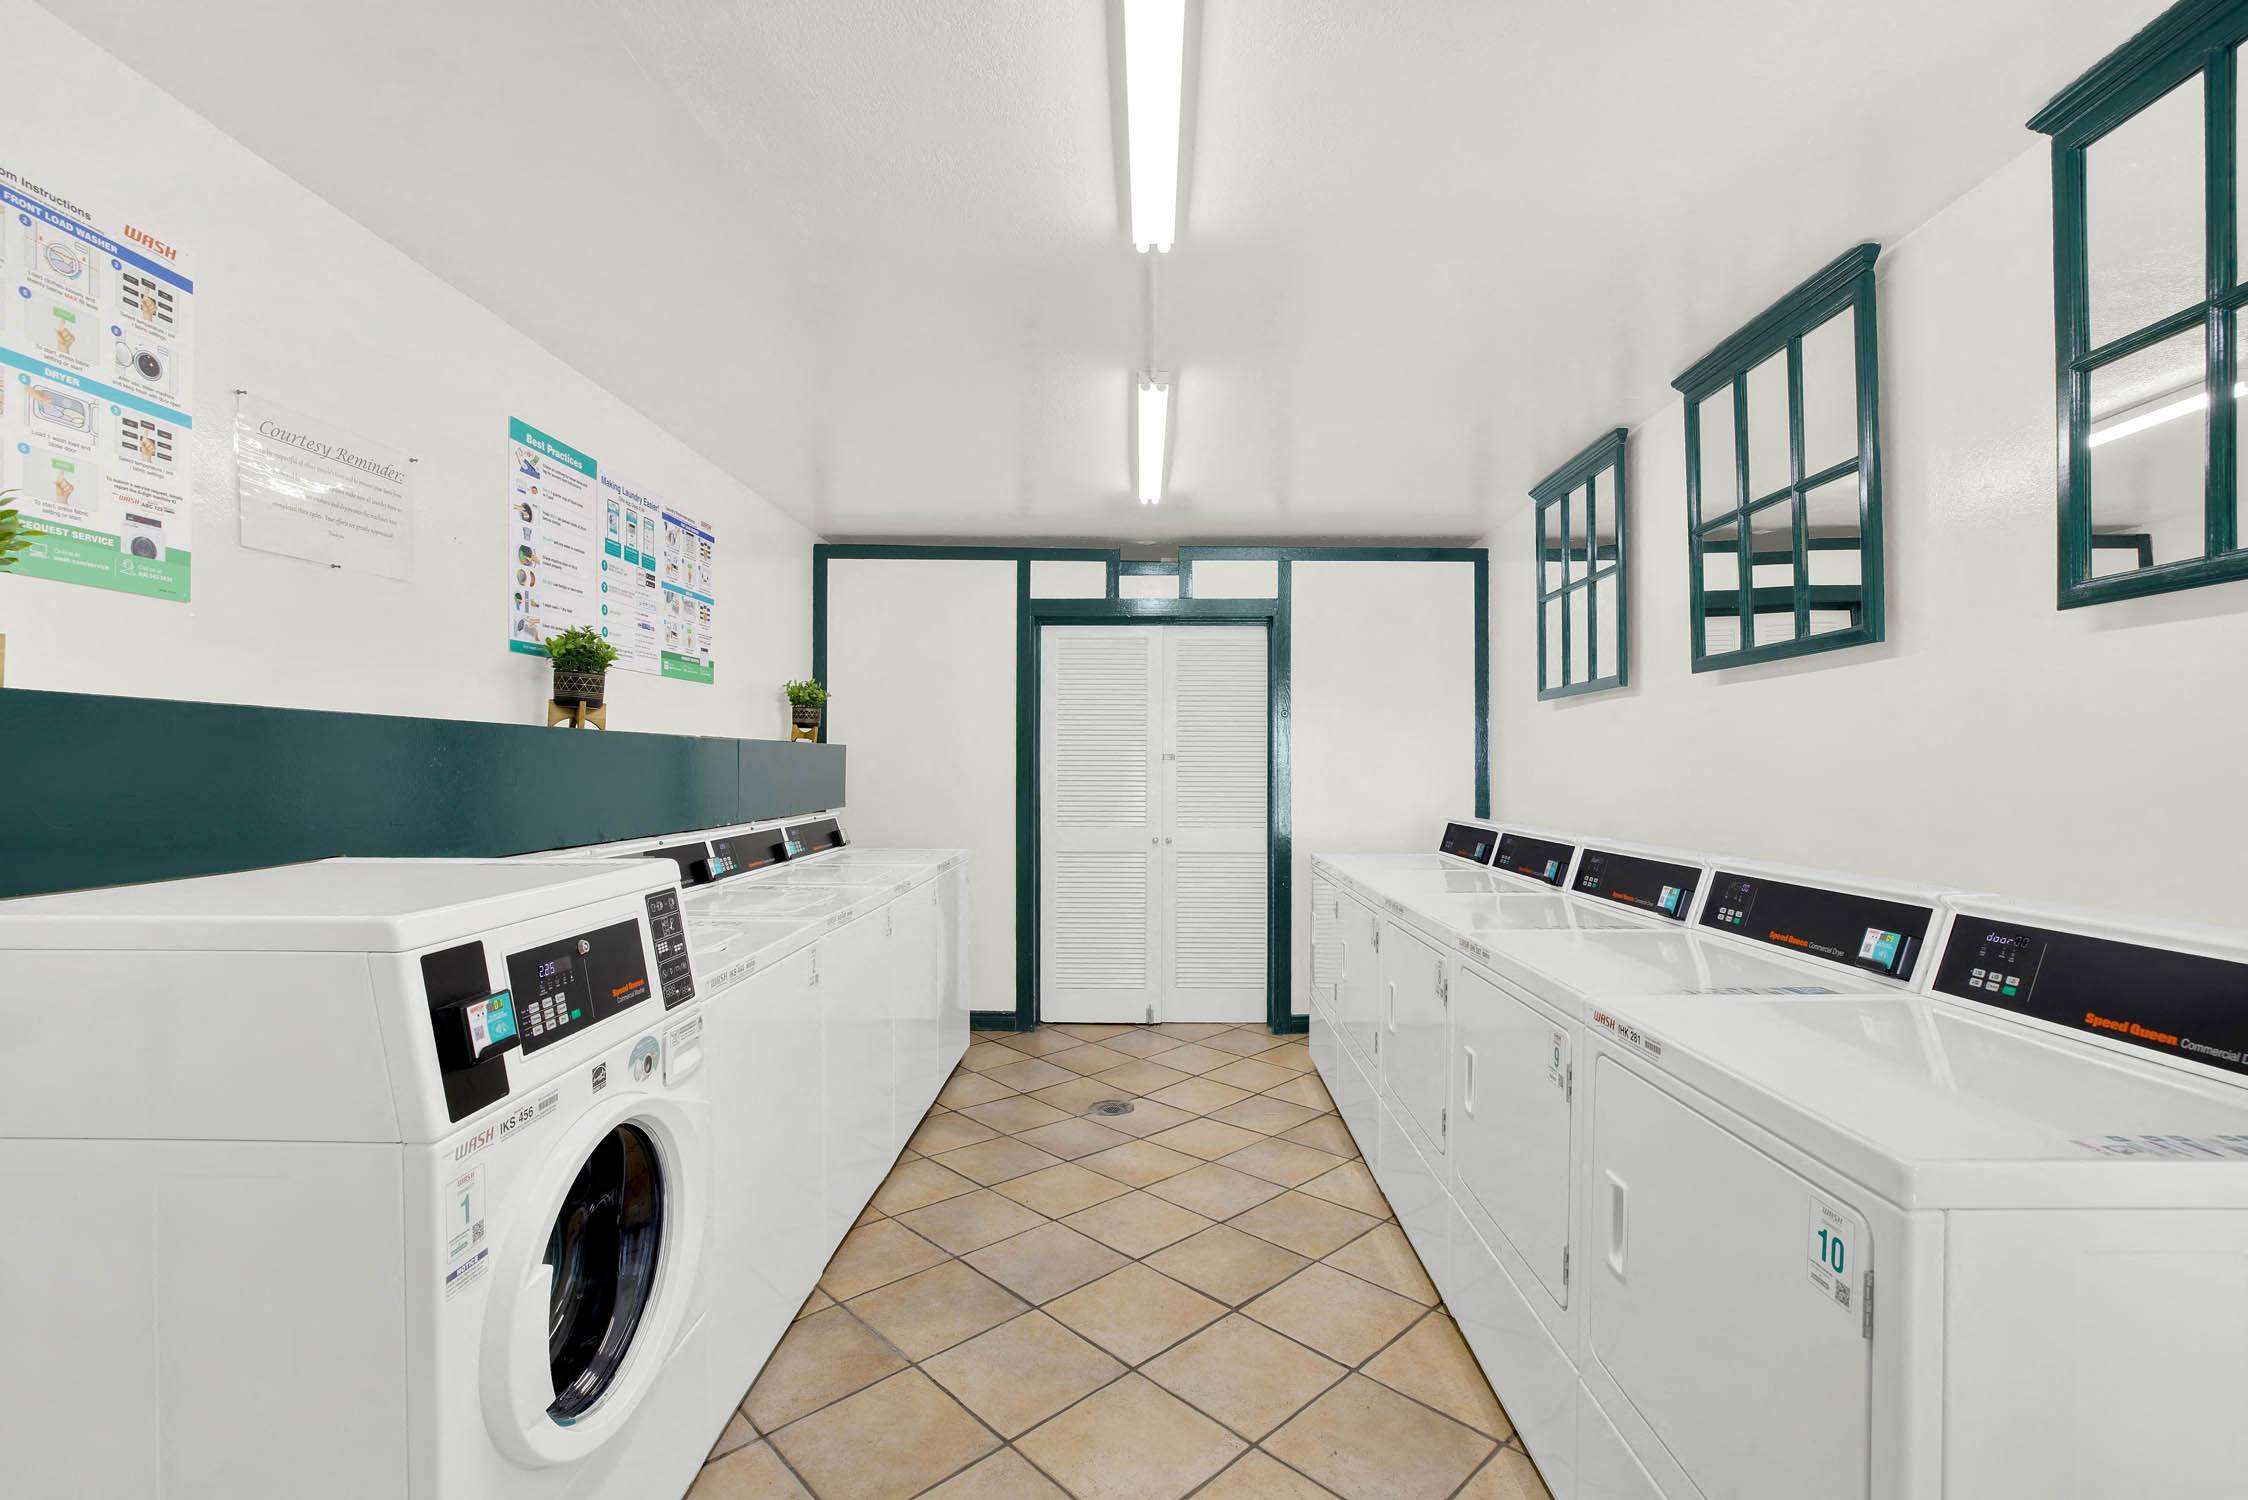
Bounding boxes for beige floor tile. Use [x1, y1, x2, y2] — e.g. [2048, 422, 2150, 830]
[995, 1028, 1083, 1057]
[1145, 1077, 1255, 1116]
[1456, 1446, 1555, 1500]
[1221, 1137, 1348, 1188]
[962, 1040, 1025, 1073]
[894, 1188, 1049, 1255]
[853, 1201, 885, 1229]
[1076, 1139, 1203, 1187]
[919, 1448, 1072, 1499]
[910, 1112, 1003, 1154]
[935, 1137, 1067, 1186]
[1208, 1057, 1296, 1093]
[1015, 1116, 1134, 1161]
[1244, 1264, 1426, 1365]
[1194, 1450, 1339, 1498]
[1145, 1041, 1236, 1075]
[847, 1259, 1028, 1360]
[1028, 1076, 1131, 1115]
[818, 1220, 950, 1300]
[1145, 1223, 1311, 1305]
[1054, 1022, 1137, 1041]
[1260, 1074, 1336, 1111]
[1324, 1221, 1437, 1304]
[768, 1370, 998, 1500]
[1142, 1314, 1347, 1439]
[1208, 1094, 1324, 1136]
[939, 1071, 1020, 1108]
[742, 1306, 910, 1430]
[1088, 1098, 1199, 1138]
[1016, 1374, 1245, 1500]
[1092, 1059, 1196, 1095]
[1363, 1312, 1510, 1437]
[870, 1157, 981, 1214]
[961, 1094, 1073, 1134]
[1062, 1190, 1213, 1257]
[1154, 1022, 1239, 1040]
[1048, 1043, 1135, 1075]
[964, 1221, 1130, 1303]
[994, 1161, 1132, 1218]
[795, 1286, 833, 1321]
[688, 1440, 813, 1499]
[985, 1056, 1079, 1092]
[1279, 1115, 1359, 1159]
[1263, 1041, 1316, 1074]
[707, 1410, 756, 1461]
[921, 1311, 1127, 1437]
[1097, 1029, 1184, 1058]
[1266, 1376, 1496, 1500]
[1230, 1193, 1382, 1258]
[1044, 1263, 1228, 1364]
[1200, 1029, 1295, 1058]
[1146, 1162, 1286, 1220]
[1147, 1117, 1266, 1161]
[1295, 1160, 1388, 1217]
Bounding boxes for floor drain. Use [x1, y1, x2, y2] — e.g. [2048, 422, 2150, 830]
[1088, 1099, 1136, 1118]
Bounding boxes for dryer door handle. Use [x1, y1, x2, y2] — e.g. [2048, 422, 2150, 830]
[1384, 982, 1397, 1034]
[1461, 1045, 1477, 1117]
[1604, 1170, 1630, 1280]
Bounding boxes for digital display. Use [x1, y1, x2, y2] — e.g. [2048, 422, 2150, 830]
[1699, 871, 1934, 981]
[506, 918, 653, 1055]
[1495, 832, 1574, 887]
[1934, 918, 2248, 1078]
[1573, 849, 1700, 922]
[1438, 821, 1498, 864]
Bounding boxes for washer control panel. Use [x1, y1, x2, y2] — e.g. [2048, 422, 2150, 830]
[1700, 871, 1933, 981]
[506, 918, 653, 1055]
[1573, 849, 1697, 921]
[1495, 832, 1574, 887]
[1438, 821, 1497, 864]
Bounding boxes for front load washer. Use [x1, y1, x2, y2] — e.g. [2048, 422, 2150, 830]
[0, 859, 711, 1500]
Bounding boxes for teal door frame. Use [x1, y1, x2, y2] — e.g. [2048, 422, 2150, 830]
[1021, 594, 1291, 1034]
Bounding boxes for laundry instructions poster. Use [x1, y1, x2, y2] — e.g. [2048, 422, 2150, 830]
[0, 161, 194, 600]
[506, 417, 716, 683]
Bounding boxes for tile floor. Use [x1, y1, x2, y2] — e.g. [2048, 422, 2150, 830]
[689, 1020, 1555, 1500]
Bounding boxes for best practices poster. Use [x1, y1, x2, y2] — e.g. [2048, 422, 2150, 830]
[0, 162, 195, 601]
[507, 417, 716, 682]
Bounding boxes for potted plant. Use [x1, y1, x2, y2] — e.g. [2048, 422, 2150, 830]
[784, 678, 828, 740]
[0, 490, 39, 570]
[544, 625, 620, 708]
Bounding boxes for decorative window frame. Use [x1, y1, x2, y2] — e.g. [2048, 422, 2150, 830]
[1673, 243, 1886, 670]
[1531, 428, 1629, 699]
[2030, 0, 2248, 607]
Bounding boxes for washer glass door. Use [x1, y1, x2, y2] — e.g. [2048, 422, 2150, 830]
[544, 1122, 666, 1422]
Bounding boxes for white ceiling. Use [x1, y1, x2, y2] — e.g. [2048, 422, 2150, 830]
[52, 0, 2164, 542]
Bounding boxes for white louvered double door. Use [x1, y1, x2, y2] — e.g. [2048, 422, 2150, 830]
[1040, 625, 1270, 1023]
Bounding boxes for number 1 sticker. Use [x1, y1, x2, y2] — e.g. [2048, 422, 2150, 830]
[1806, 1195, 1854, 1313]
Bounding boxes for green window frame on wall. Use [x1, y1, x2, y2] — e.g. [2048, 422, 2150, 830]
[2031, 0, 2248, 607]
[1673, 243, 1886, 670]
[1531, 428, 1629, 698]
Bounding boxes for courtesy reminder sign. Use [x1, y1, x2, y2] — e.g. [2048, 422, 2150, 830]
[0, 162, 195, 601]
[507, 417, 716, 682]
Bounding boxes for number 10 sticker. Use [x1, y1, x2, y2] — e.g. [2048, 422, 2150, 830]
[1806, 1195, 1854, 1313]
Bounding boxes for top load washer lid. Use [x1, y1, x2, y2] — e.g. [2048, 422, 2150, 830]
[0, 859, 672, 953]
[1318, 853, 1556, 895]
[765, 862, 925, 888]
[1327, 865, 1522, 899]
[1590, 991, 2248, 1209]
[1403, 893, 1664, 937]
[1463, 928, 1891, 1019]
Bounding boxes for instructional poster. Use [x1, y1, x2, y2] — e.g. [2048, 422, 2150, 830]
[0, 163, 194, 600]
[235, 395, 413, 578]
[507, 418, 716, 682]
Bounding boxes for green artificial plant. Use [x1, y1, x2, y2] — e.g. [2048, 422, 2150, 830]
[0, 490, 41, 570]
[542, 625, 620, 674]
[784, 678, 828, 709]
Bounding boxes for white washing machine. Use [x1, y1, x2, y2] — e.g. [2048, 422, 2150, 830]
[1576, 894, 2248, 1500]
[0, 859, 712, 1500]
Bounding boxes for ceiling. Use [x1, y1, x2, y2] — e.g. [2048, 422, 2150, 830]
[52, 0, 2164, 542]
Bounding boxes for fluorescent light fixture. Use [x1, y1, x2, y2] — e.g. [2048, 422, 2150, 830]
[1123, 0, 1185, 251]
[2088, 381, 2248, 448]
[1137, 375, 1170, 504]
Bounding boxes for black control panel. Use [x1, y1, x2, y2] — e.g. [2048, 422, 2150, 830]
[1494, 832, 1574, 887]
[423, 939, 514, 1122]
[645, 889, 696, 1007]
[1438, 821, 1497, 864]
[1572, 849, 1698, 922]
[643, 839, 713, 883]
[784, 817, 848, 860]
[706, 832, 785, 880]
[1699, 871, 1933, 981]
[506, 918, 654, 1055]
[1935, 917, 2248, 1078]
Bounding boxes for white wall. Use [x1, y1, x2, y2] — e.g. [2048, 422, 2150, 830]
[1490, 141, 2248, 927]
[0, 3, 812, 736]
[826, 558, 1018, 1012]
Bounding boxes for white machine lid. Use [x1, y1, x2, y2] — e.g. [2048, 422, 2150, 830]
[1462, 927, 1884, 1017]
[1593, 991, 2248, 1209]
[0, 859, 670, 952]
[1403, 893, 1658, 937]
[1333, 866, 1523, 898]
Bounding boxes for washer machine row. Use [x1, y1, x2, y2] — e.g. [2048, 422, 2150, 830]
[0, 859, 712, 1500]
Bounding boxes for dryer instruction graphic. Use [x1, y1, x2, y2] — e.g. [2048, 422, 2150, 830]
[506, 417, 717, 682]
[0, 162, 194, 600]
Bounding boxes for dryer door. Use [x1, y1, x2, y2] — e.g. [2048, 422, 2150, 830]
[483, 1093, 709, 1468]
